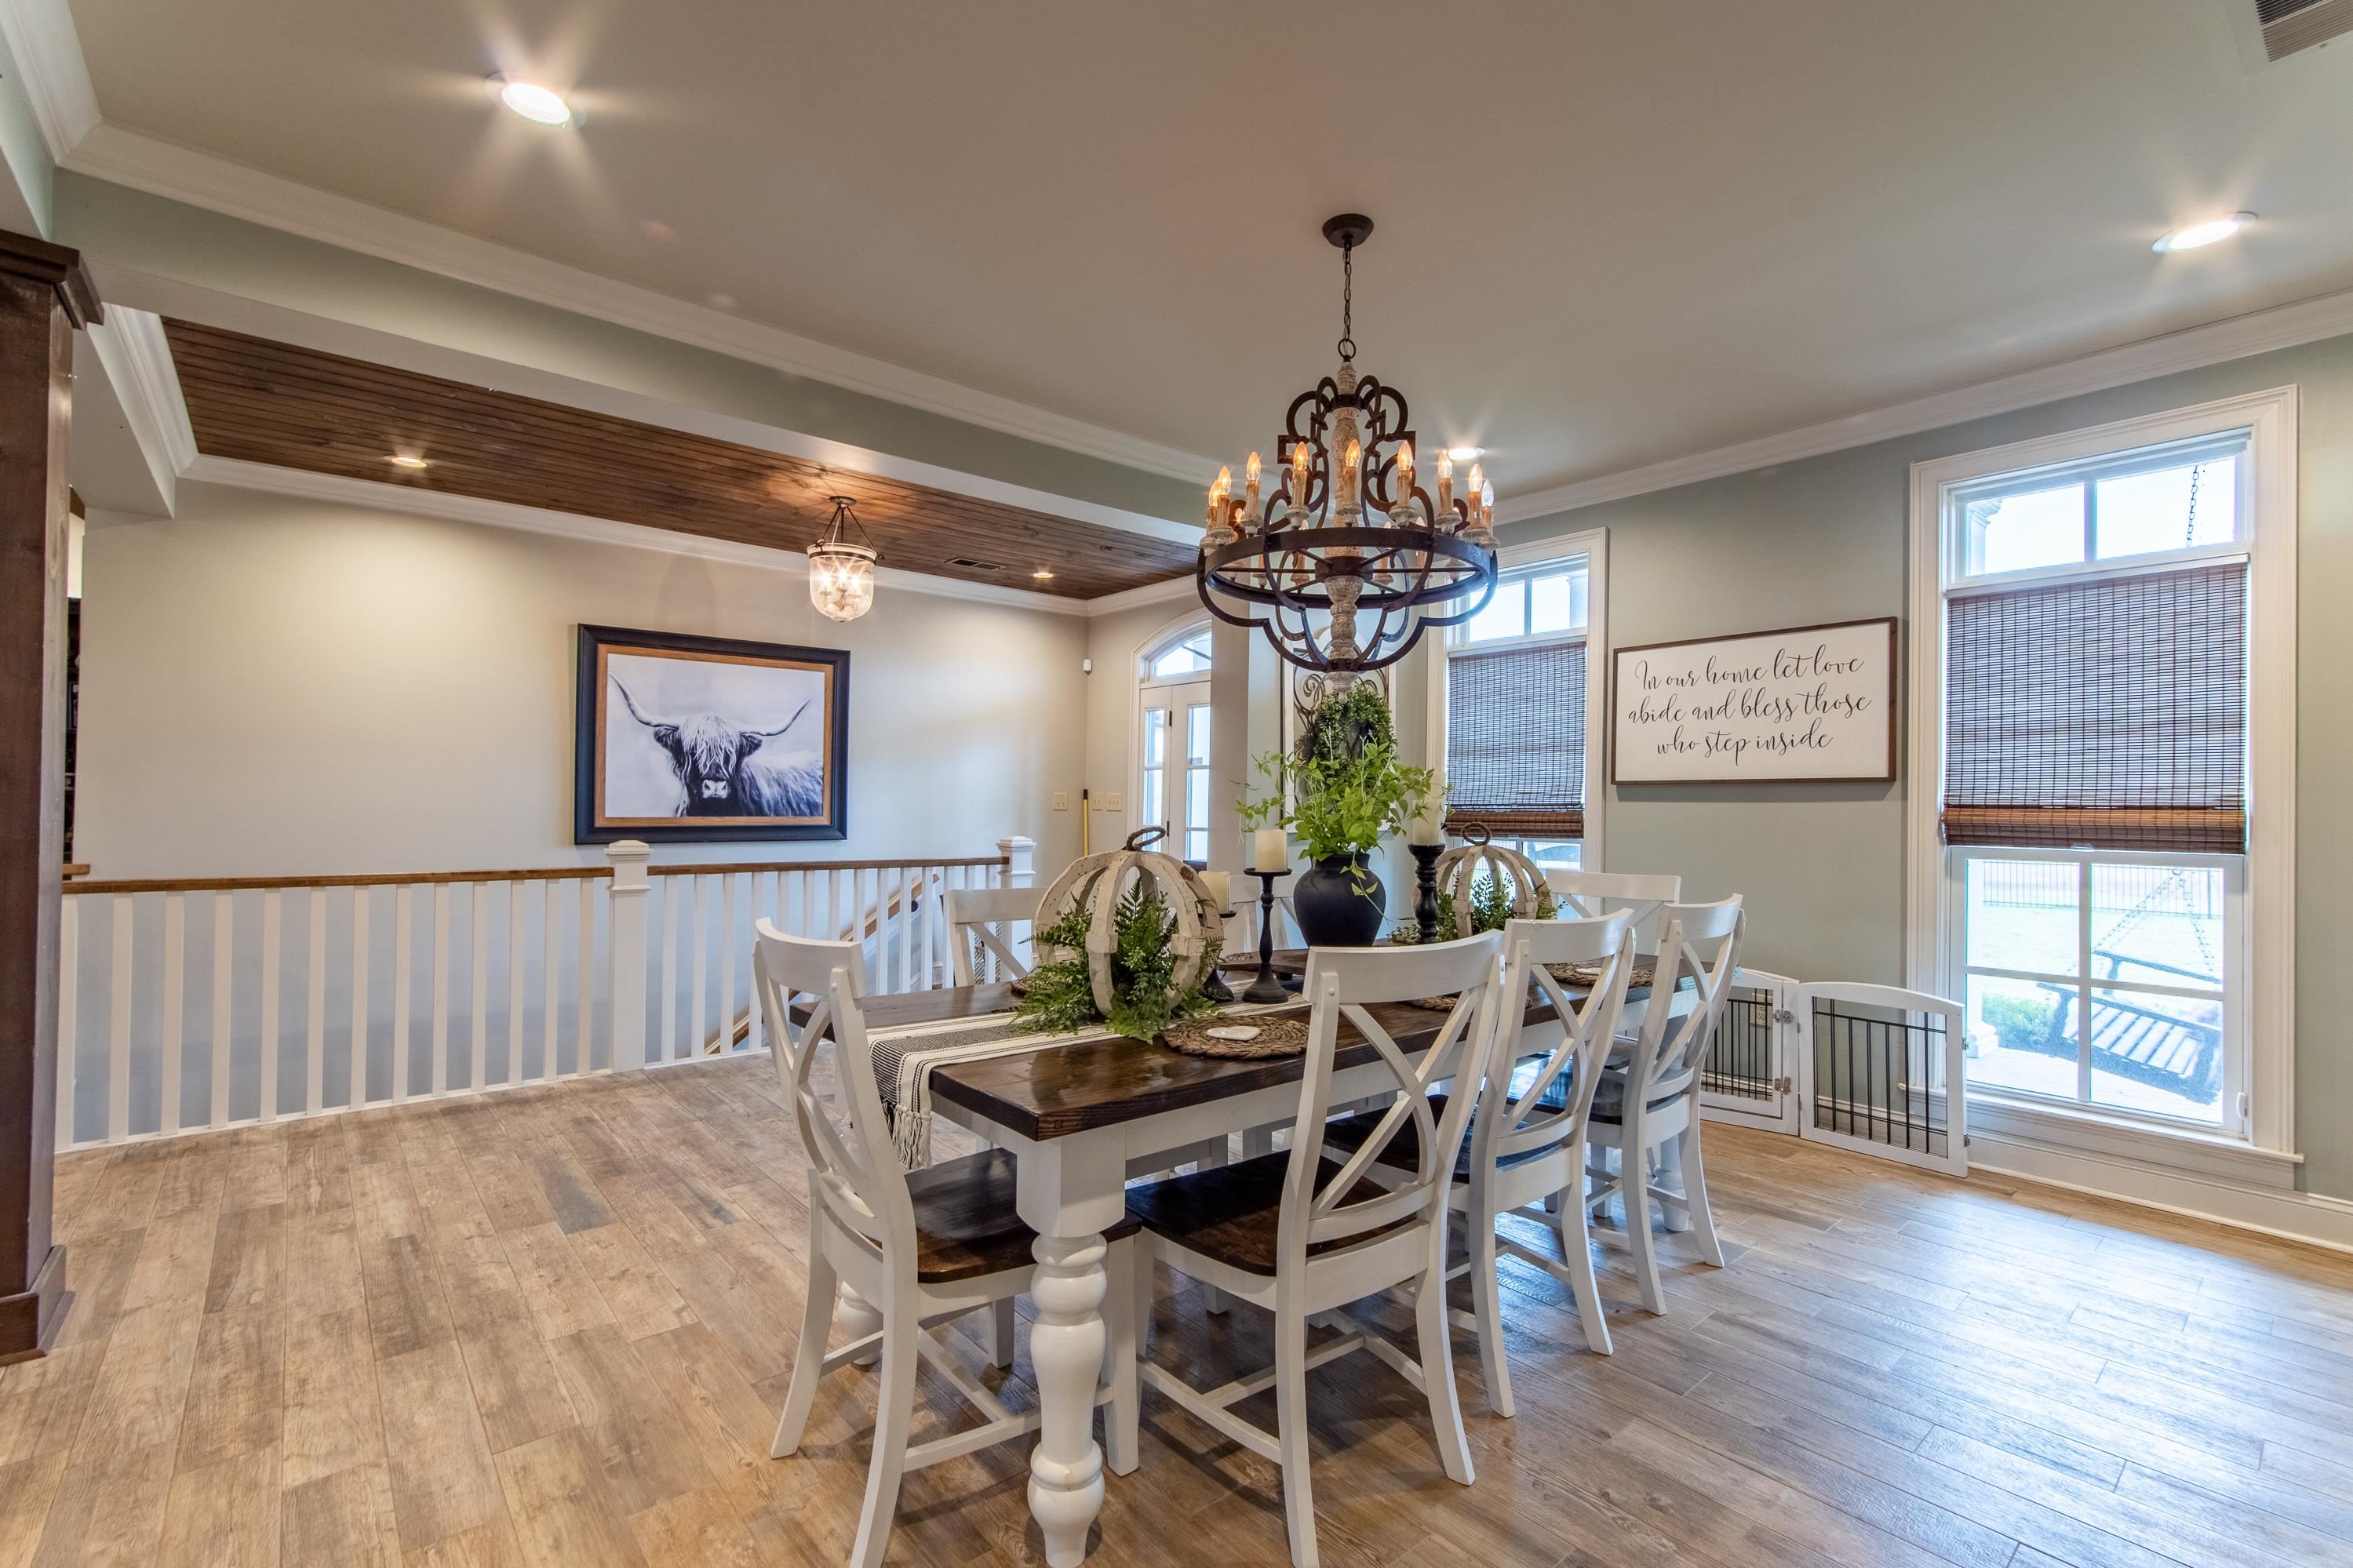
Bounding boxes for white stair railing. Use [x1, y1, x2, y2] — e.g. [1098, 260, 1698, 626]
[53, 838, 1025, 1150]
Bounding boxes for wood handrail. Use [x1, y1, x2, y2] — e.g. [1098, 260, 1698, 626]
[649, 856, 1007, 878]
[67, 852, 1011, 897]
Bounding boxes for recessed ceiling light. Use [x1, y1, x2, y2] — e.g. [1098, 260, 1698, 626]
[490, 76, 574, 126]
[388, 454, 429, 469]
[1032, 569, 1055, 580]
[2153, 213, 2255, 253]
[1445, 446, 1484, 462]
[707, 292, 738, 311]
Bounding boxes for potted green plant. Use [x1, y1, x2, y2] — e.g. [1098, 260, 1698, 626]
[1238, 742, 1438, 947]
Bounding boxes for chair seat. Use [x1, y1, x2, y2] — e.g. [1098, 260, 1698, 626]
[1124, 1151, 1408, 1276]
[909, 1148, 1139, 1283]
[1586, 1071, 1681, 1126]
[1322, 1093, 1559, 1181]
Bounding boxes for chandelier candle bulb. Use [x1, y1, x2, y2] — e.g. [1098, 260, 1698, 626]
[1291, 440, 1312, 510]
[1436, 450, 1454, 512]
[1244, 451, 1262, 518]
[1340, 438, 1362, 511]
[1393, 440, 1415, 515]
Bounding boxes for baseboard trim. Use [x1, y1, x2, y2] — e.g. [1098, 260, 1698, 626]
[0, 1245, 71, 1364]
[1969, 1132, 2353, 1258]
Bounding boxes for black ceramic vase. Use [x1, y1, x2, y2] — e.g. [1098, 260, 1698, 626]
[1292, 853, 1386, 947]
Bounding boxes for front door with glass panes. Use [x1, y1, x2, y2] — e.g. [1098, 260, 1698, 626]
[1138, 624, 1215, 866]
[1138, 682, 1211, 864]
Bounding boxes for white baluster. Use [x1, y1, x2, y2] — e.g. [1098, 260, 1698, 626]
[431, 883, 450, 1096]
[160, 892, 185, 1135]
[56, 893, 76, 1149]
[690, 875, 708, 1057]
[469, 883, 489, 1092]
[719, 873, 738, 1053]
[306, 890, 326, 1114]
[541, 880, 559, 1080]
[260, 890, 282, 1122]
[575, 877, 596, 1073]
[896, 865, 915, 993]
[107, 894, 131, 1143]
[392, 886, 413, 1103]
[215, 893, 239, 1128]
[350, 887, 371, 1108]
[660, 874, 679, 1063]
[210, 892, 233, 1128]
[506, 879, 526, 1087]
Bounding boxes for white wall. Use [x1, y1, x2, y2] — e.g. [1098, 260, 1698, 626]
[77, 482, 1088, 878]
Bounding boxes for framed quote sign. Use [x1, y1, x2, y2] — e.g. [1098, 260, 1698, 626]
[1611, 617, 1896, 784]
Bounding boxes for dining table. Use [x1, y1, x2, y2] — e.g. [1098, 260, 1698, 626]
[840, 963, 1597, 1567]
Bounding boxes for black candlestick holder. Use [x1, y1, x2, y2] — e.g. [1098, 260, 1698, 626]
[1409, 840, 1444, 944]
[1203, 904, 1237, 1003]
[1243, 869, 1291, 1002]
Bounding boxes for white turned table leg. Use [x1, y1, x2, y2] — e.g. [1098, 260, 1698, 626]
[837, 1279, 883, 1366]
[1029, 1231, 1109, 1568]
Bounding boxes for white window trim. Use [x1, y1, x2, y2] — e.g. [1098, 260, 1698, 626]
[1904, 387, 2298, 1170]
[1126, 611, 1213, 853]
[1426, 526, 1609, 866]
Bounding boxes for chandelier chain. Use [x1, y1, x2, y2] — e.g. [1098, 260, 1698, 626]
[1337, 238, 1355, 361]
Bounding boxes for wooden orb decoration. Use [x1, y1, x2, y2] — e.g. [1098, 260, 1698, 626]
[1030, 829, 1222, 1017]
[1433, 824, 1554, 933]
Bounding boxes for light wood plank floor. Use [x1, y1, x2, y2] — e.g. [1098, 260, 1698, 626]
[7, 1057, 2353, 1567]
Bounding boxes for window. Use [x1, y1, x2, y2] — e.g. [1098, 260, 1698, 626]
[1444, 558, 1590, 864]
[1148, 630, 1211, 678]
[1911, 395, 2294, 1155]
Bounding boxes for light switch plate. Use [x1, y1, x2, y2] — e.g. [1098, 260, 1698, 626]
[1099, 791, 1124, 813]
[1051, 791, 1069, 811]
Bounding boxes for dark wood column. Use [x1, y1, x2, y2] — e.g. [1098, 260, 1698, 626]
[0, 232, 97, 1363]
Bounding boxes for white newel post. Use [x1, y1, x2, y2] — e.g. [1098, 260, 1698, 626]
[606, 841, 651, 1072]
[998, 835, 1036, 887]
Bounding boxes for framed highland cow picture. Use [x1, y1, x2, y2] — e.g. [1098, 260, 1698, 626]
[574, 624, 850, 844]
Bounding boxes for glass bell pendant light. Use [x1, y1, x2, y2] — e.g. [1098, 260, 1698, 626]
[807, 493, 878, 622]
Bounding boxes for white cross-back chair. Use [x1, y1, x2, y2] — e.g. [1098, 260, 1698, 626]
[756, 921, 1141, 1568]
[1550, 870, 1681, 1032]
[1125, 933, 1506, 1568]
[1322, 912, 1636, 1414]
[944, 883, 1038, 985]
[1584, 896, 1744, 1314]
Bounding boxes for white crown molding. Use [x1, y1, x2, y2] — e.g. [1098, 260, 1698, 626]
[60, 122, 1221, 486]
[1498, 283, 2353, 526]
[175, 454, 1093, 617]
[1081, 573, 1198, 618]
[0, 0, 97, 160]
[82, 305, 195, 511]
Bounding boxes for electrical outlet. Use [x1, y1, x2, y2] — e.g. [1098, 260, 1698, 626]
[1098, 791, 1124, 813]
[1051, 791, 1069, 812]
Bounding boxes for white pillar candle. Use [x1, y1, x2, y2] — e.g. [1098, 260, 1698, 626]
[1407, 804, 1445, 847]
[1199, 871, 1231, 913]
[1251, 828, 1289, 873]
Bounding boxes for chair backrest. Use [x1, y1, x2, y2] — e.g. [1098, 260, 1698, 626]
[751, 921, 912, 1267]
[1282, 933, 1506, 1268]
[944, 883, 1040, 985]
[1626, 897, 1746, 1104]
[1551, 870, 1682, 951]
[1465, 912, 1636, 1179]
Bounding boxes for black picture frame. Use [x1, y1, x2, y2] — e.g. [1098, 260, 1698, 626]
[574, 623, 851, 844]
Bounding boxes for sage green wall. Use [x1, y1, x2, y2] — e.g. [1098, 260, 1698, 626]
[1506, 331, 2353, 1200]
[51, 172, 1204, 523]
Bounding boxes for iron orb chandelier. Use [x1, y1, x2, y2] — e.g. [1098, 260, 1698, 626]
[1196, 213, 1500, 680]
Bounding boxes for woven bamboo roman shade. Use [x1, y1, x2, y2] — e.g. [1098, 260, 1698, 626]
[1943, 562, 2246, 853]
[1445, 640, 1586, 835]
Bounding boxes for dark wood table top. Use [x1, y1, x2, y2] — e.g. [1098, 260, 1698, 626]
[854, 981, 1586, 1144]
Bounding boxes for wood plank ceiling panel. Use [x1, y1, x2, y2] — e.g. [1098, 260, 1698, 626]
[162, 320, 1200, 601]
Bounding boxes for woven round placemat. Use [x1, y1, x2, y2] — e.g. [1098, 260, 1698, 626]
[1547, 959, 1658, 990]
[1161, 1015, 1310, 1058]
[1403, 994, 1460, 1011]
